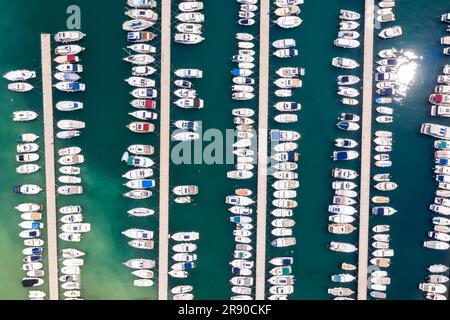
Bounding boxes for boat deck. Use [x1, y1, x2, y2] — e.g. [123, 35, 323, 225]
[41, 33, 59, 300]
[157, 0, 171, 300]
[255, 0, 270, 300]
[357, 0, 375, 300]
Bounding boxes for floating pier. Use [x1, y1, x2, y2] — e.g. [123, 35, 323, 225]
[158, 0, 171, 300]
[255, 0, 270, 300]
[40, 33, 59, 300]
[357, 0, 375, 300]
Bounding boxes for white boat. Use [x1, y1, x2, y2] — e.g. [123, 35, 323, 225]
[272, 38, 296, 49]
[125, 8, 158, 21]
[334, 38, 360, 48]
[16, 153, 39, 163]
[122, 228, 153, 240]
[59, 233, 82, 242]
[175, 68, 203, 78]
[13, 111, 38, 122]
[54, 82, 85, 92]
[127, 207, 154, 217]
[54, 31, 85, 43]
[378, 26, 402, 39]
[123, 168, 153, 180]
[58, 186, 83, 195]
[127, 0, 157, 8]
[171, 232, 199, 242]
[134, 279, 154, 287]
[14, 184, 42, 195]
[419, 283, 448, 294]
[339, 9, 360, 20]
[61, 248, 85, 259]
[133, 269, 154, 279]
[174, 33, 204, 45]
[123, 259, 155, 269]
[374, 182, 397, 191]
[332, 57, 359, 69]
[3, 70, 36, 82]
[271, 238, 296, 248]
[123, 54, 154, 65]
[423, 241, 450, 250]
[340, 21, 359, 30]
[329, 241, 357, 253]
[176, 23, 203, 35]
[274, 16, 302, 29]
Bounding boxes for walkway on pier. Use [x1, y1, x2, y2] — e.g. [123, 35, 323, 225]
[357, 0, 375, 300]
[158, 0, 171, 300]
[255, 0, 270, 300]
[41, 34, 59, 300]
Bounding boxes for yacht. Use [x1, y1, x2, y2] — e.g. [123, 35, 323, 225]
[274, 101, 301, 112]
[274, 5, 300, 17]
[332, 150, 359, 161]
[3, 70, 36, 82]
[271, 238, 296, 248]
[328, 287, 354, 297]
[419, 283, 448, 294]
[335, 138, 358, 148]
[328, 223, 356, 235]
[129, 239, 154, 250]
[339, 9, 360, 20]
[173, 185, 198, 196]
[122, 228, 153, 240]
[13, 184, 42, 195]
[337, 75, 360, 85]
[127, 144, 154, 156]
[337, 31, 360, 39]
[16, 153, 39, 163]
[54, 82, 85, 92]
[331, 274, 356, 283]
[127, 43, 156, 54]
[56, 101, 83, 112]
[372, 207, 397, 216]
[332, 168, 358, 180]
[334, 38, 360, 48]
[123, 258, 155, 269]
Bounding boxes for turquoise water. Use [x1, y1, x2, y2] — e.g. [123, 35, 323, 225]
[0, 0, 449, 300]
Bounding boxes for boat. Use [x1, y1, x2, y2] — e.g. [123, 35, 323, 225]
[332, 57, 359, 69]
[272, 38, 296, 49]
[127, 43, 156, 54]
[276, 67, 305, 78]
[123, 19, 153, 31]
[58, 155, 84, 165]
[54, 82, 85, 92]
[340, 9, 361, 20]
[175, 68, 203, 78]
[428, 264, 449, 273]
[174, 33, 204, 45]
[13, 184, 42, 195]
[59, 233, 81, 242]
[340, 20, 359, 30]
[8, 81, 34, 92]
[123, 258, 155, 269]
[327, 287, 354, 297]
[56, 130, 81, 139]
[125, 8, 158, 21]
[129, 239, 154, 250]
[374, 182, 397, 191]
[127, 122, 155, 133]
[3, 70, 36, 82]
[335, 138, 358, 149]
[419, 283, 448, 294]
[378, 26, 402, 39]
[127, 31, 156, 43]
[176, 10, 205, 22]
[176, 23, 203, 35]
[271, 238, 296, 248]
[331, 274, 356, 283]
[274, 16, 302, 29]
[328, 224, 356, 235]
[334, 38, 360, 48]
[332, 150, 359, 161]
[12, 111, 38, 122]
[427, 274, 449, 284]
[329, 241, 357, 253]
[337, 75, 360, 86]
[57, 120, 85, 130]
[16, 153, 39, 163]
[273, 48, 298, 58]
[122, 228, 153, 240]
[54, 30, 85, 43]
[173, 243, 197, 253]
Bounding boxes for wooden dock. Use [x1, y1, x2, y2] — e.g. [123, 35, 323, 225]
[255, 0, 270, 300]
[357, 0, 375, 300]
[40, 34, 59, 300]
[158, 0, 171, 300]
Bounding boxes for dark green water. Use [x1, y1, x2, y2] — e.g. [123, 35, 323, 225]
[0, 0, 449, 300]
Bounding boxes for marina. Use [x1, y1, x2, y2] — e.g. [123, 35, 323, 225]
[0, 0, 449, 301]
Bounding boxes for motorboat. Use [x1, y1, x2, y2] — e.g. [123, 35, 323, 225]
[56, 130, 81, 139]
[372, 206, 397, 216]
[337, 31, 360, 39]
[16, 153, 39, 163]
[338, 87, 359, 97]
[419, 283, 448, 294]
[273, 48, 298, 58]
[335, 138, 358, 149]
[328, 205, 357, 215]
[328, 287, 354, 297]
[374, 182, 397, 191]
[127, 0, 157, 9]
[57, 185, 83, 195]
[17, 133, 39, 143]
[127, 31, 156, 43]
[132, 65, 156, 76]
[331, 274, 356, 283]
[428, 264, 449, 273]
[15, 203, 42, 212]
[339, 9, 360, 20]
[334, 38, 360, 48]
[54, 82, 85, 92]
[57, 120, 85, 130]
[340, 21, 359, 30]
[61, 223, 91, 233]
[329, 241, 357, 253]
[332, 57, 359, 69]
[274, 5, 300, 17]
[55, 45, 84, 56]
[58, 155, 84, 165]
[173, 243, 197, 253]
[127, 207, 154, 217]
[272, 38, 296, 49]
[332, 168, 358, 180]
[122, 228, 153, 240]
[276, 67, 305, 78]
[271, 238, 296, 248]
[127, 43, 156, 54]
[328, 223, 356, 235]
[337, 75, 360, 85]
[130, 99, 156, 109]
[13, 111, 38, 122]
[3, 70, 36, 82]
[274, 78, 302, 88]
[122, 19, 153, 31]
[332, 150, 359, 161]
[274, 16, 302, 29]
[378, 26, 402, 39]
[176, 23, 203, 35]
[123, 259, 155, 269]
[59, 233, 81, 242]
[174, 33, 204, 45]
[124, 190, 152, 200]
[54, 31, 86, 43]
[129, 239, 154, 250]
[125, 9, 158, 21]
[13, 184, 42, 195]
[56, 101, 83, 112]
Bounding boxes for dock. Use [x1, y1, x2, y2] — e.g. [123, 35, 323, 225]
[40, 33, 59, 300]
[158, 0, 171, 300]
[255, 0, 270, 300]
[357, 0, 375, 300]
